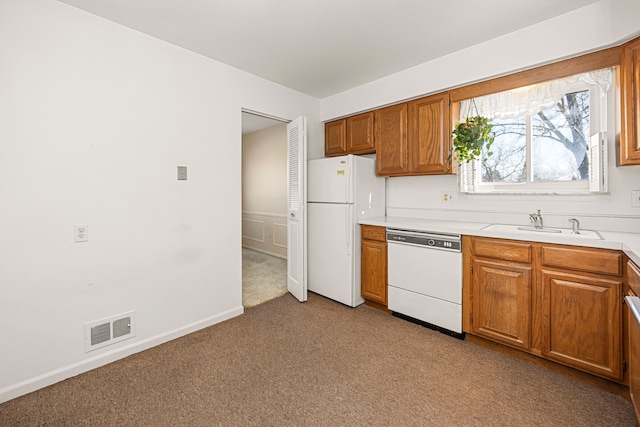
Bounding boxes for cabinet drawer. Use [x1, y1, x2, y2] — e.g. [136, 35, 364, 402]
[472, 237, 531, 263]
[362, 225, 386, 242]
[540, 245, 622, 276]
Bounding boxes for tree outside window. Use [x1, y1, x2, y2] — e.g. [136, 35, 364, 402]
[482, 90, 590, 184]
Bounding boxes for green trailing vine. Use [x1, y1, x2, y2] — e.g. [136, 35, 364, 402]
[449, 115, 495, 164]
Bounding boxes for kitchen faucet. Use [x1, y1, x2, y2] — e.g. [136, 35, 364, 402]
[569, 218, 580, 234]
[529, 209, 543, 229]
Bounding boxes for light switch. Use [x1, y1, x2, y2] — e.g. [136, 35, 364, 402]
[177, 166, 187, 181]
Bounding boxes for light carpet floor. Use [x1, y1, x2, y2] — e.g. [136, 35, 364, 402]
[242, 247, 287, 308]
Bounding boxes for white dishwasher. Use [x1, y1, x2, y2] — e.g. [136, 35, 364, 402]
[386, 229, 463, 338]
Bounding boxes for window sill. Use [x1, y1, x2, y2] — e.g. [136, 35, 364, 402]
[464, 191, 610, 202]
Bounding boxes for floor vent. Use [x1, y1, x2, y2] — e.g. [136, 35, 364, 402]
[84, 310, 136, 352]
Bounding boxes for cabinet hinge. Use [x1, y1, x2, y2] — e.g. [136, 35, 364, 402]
[471, 265, 474, 274]
[624, 359, 627, 372]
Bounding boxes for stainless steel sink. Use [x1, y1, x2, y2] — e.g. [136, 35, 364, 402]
[482, 223, 603, 240]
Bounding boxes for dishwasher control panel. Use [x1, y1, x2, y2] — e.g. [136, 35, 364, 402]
[386, 229, 461, 252]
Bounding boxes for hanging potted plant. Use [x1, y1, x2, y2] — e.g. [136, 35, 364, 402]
[449, 113, 494, 192]
[451, 115, 494, 164]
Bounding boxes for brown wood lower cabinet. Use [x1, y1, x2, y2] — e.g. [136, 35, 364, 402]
[467, 237, 624, 381]
[540, 269, 622, 380]
[360, 225, 387, 309]
[472, 259, 532, 351]
[627, 260, 640, 418]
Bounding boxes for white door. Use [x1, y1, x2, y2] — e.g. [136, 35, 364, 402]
[287, 116, 307, 302]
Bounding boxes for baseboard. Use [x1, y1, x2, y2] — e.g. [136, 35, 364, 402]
[0, 305, 245, 404]
[242, 245, 287, 260]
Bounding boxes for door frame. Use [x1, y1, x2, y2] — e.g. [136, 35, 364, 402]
[240, 108, 293, 304]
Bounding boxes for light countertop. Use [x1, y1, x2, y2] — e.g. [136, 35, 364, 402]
[359, 216, 640, 266]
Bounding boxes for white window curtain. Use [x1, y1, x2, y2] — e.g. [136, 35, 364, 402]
[459, 67, 614, 120]
[457, 67, 612, 194]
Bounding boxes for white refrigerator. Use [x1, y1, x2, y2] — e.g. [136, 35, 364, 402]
[307, 155, 386, 307]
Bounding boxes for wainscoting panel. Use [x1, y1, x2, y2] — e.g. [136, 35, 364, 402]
[242, 219, 265, 242]
[242, 212, 287, 258]
[273, 223, 287, 248]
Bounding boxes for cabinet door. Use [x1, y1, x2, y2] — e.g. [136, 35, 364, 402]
[627, 274, 640, 418]
[472, 259, 532, 350]
[408, 93, 451, 174]
[361, 239, 387, 304]
[540, 269, 622, 380]
[325, 119, 347, 157]
[375, 103, 408, 176]
[620, 37, 640, 165]
[347, 112, 375, 154]
[628, 292, 640, 418]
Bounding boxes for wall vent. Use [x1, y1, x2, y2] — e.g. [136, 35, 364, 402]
[84, 310, 136, 352]
[90, 323, 111, 346]
[112, 317, 131, 339]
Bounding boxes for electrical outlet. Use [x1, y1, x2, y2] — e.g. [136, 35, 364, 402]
[632, 190, 640, 208]
[74, 225, 88, 243]
[441, 192, 453, 203]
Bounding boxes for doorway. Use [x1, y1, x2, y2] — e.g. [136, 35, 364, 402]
[241, 110, 289, 307]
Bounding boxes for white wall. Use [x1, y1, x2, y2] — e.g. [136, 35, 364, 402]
[242, 124, 288, 257]
[0, 0, 320, 403]
[321, 0, 640, 121]
[319, 0, 640, 232]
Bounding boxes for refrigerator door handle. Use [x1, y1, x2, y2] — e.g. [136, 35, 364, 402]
[346, 156, 352, 203]
[345, 206, 351, 256]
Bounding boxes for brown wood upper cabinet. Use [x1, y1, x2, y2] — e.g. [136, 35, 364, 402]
[620, 37, 640, 165]
[324, 112, 375, 157]
[325, 119, 347, 156]
[375, 92, 451, 176]
[374, 103, 408, 175]
[408, 92, 451, 174]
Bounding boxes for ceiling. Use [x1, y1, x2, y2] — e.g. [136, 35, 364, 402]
[241, 112, 286, 135]
[58, 0, 601, 99]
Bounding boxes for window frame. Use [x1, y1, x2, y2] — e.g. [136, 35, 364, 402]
[473, 82, 602, 195]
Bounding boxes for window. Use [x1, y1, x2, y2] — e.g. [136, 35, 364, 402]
[457, 68, 613, 194]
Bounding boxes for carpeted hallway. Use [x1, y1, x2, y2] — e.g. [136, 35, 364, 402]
[0, 293, 636, 426]
[242, 248, 287, 308]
